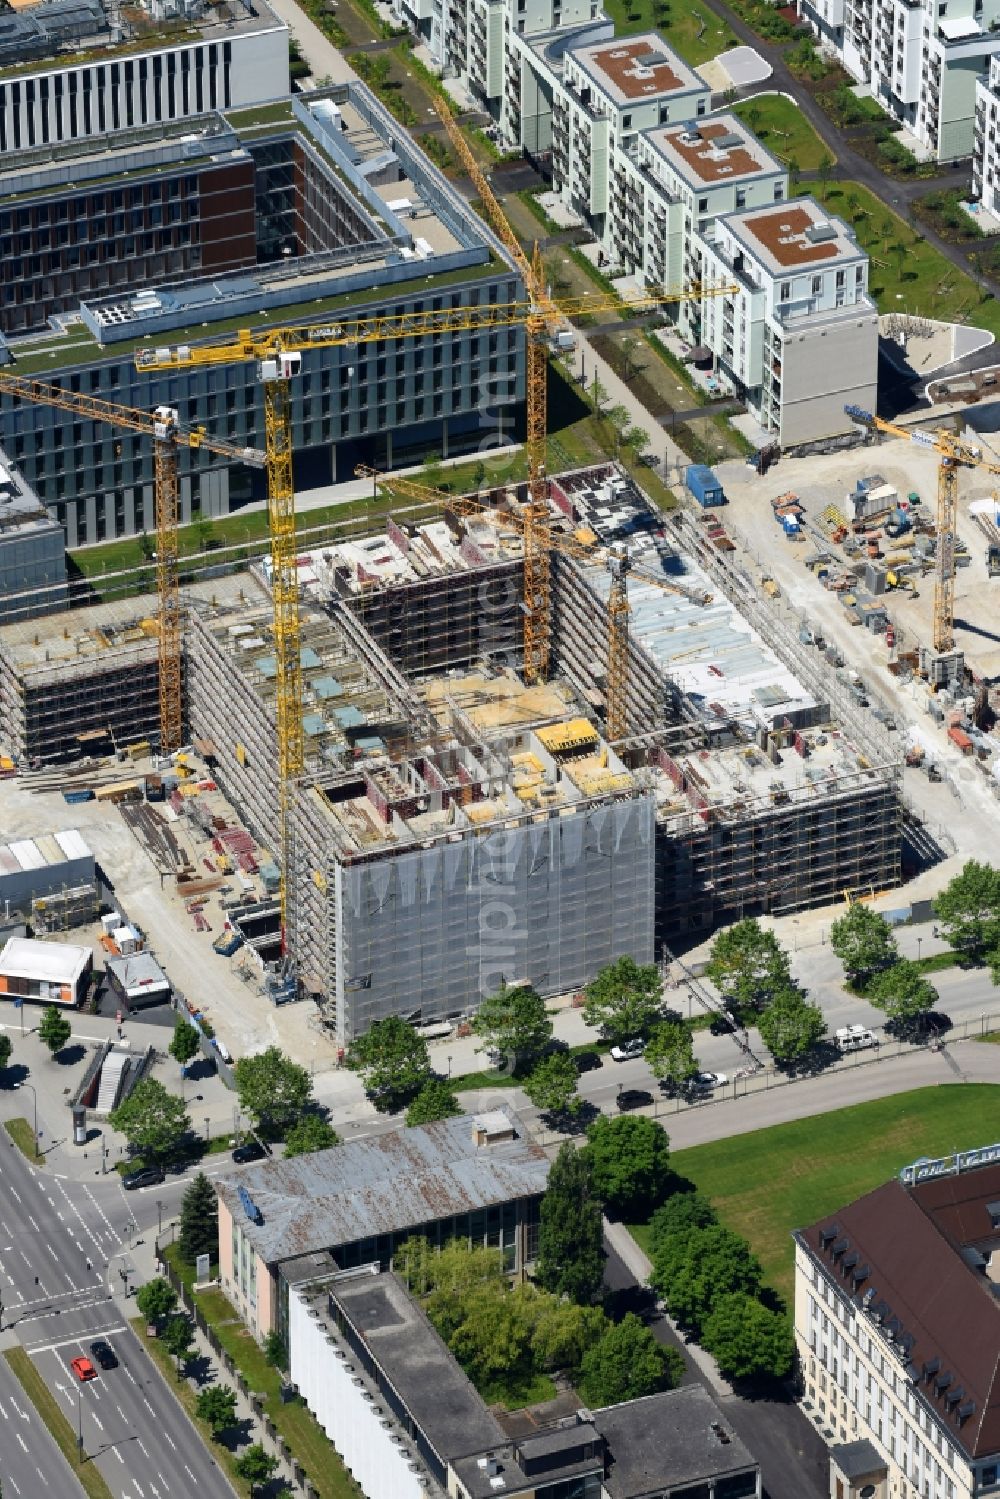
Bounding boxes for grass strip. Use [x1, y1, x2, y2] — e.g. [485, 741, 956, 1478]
[5, 1346, 115, 1499]
[4, 1116, 43, 1164]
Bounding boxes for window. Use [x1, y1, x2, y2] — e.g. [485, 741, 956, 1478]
[780, 282, 790, 301]
[812, 275, 823, 294]
[698, 196, 709, 212]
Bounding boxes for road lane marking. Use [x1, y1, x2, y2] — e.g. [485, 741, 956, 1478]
[26, 1325, 127, 1354]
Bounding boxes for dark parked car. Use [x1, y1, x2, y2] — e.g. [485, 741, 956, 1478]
[231, 1140, 267, 1164]
[616, 1088, 654, 1112]
[122, 1165, 164, 1190]
[90, 1340, 118, 1371]
[573, 1050, 603, 1074]
[709, 1011, 737, 1037]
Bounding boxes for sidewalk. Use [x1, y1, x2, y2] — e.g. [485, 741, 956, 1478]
[567, 334, 693, 486]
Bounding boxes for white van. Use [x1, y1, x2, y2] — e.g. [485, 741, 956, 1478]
[836, 1025, 879, 1053]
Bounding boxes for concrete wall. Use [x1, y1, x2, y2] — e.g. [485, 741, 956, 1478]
[778, 309, 879, 448]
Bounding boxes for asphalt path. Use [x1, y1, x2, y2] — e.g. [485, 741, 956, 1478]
[0, 1132, 235, 1499]
[0, 1352, 87, 1499]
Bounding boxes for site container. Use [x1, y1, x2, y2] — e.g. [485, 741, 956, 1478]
[686, 464, 725, 508]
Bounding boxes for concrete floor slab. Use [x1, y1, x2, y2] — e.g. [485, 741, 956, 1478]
[716, 45, 772, 89]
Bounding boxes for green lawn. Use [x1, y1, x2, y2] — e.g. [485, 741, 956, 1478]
[5, 1347, 115, 1499]
[733, 94, 832, 172]
[601, 0, 735, 63]
[800, 180, 1000, 337]
[193, 1286, 361, 1499]
[4, 1116, 43, 1164]
[664, 1084, 1000, 1310]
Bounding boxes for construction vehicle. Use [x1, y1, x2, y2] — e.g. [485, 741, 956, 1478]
[0, 373, 265, 755]
[355, 463, 712, 741]
[885, 569, 918, 594]
[131, 185, 732, 957]
[845, 405, 1000, 653]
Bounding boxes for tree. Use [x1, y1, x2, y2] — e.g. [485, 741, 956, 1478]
[0, 1033, 11, 1071]
[448, 1282, 534, 1384]
[652, 1224, 761, 1331]
[787, 154, 801, 186]
[706, 919, 791, 1015]
[161, 1313, 194, 1376]
[405, 1078, 461, 1127]
[578, 1312, 683, 1405]
[425, 1242, 508, 1342]
[346, 1016, 431, 1112]
[178, 1172, 218, 1266]
[234, 1444, 279, 1497]
[866, 959, 938, 1027]
[644, 1017, 697, 1092]
[523, 1052, 582, 1120]
[624, 426, 652, 463]
[168, 1016, 200, 1070]
[195, 1383, 238, 1439]
[529, 1294, 607, 1373]
[830, 903, 898, 985]
[284, 1113, 340, 1156]
[583, 1115, 671, 1220]
[471, 984, 551, 1073]
[648, 1191, 717, 1257]
[234, 1046, 312, 1136]
[757, 986, 827, 1064]
[263, 1330, 287, 1369]
[38, 1005, 71, 1057]
[136, 1276, 178, 1329]
[934, 860, 1000, 959]
[605, 403, 631, 456]
[537, 1144, 605, 1305]
[582, 956, 663, 1046]
[590, 374, 609, 412]
[110, 1078, 190, 1163]
[702, 1292, 796, 1381]
[817, 151, 833, 191]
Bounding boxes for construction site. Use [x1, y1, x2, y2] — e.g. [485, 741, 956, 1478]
[0, 462, 903, 1044]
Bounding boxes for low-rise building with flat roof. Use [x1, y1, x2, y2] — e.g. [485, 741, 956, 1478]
[215, 1108, 549, 1339]
[0, 934, 91, 1005]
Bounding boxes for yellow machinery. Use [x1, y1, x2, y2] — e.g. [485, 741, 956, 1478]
[0, 372, 264, 754]
[355, 464, 711, 740]
[845, 404, 1000, 653]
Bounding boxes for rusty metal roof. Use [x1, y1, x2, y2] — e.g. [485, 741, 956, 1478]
[215, 1108, 549, 1265]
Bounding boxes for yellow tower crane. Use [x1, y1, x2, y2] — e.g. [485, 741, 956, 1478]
[0, 372, 265, 753]
[845, 404, 1000, 655]
[133, 282, 729, 947]
[355, 464, 712, 739]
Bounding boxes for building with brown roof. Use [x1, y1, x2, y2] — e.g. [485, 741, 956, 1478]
[794, 1145, 1000, 1499]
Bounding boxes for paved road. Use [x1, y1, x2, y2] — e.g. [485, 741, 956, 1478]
[0, 1352, 87, 1499]
[0, 1133, 234, 1499]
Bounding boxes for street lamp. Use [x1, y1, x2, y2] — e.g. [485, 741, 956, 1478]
[204, 1116, 210, 1144]
[917, 936, 923, 962]
[156, 1199, 164, 1238]
[76, 1381, 84, 1461]
[14, 1081, 38, 1156]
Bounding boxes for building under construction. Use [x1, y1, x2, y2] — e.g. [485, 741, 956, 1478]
[0, 466, 902, 1036]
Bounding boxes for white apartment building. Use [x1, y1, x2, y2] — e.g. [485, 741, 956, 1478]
[794, 1150, 1000, 1499]
[799, 0, 1000, 162]
[0, 0, 289, 154]
[698, 197, 878, 446]
[974, 53, 1000, 210]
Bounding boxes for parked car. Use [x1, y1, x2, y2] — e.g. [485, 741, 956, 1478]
[89, 1340, 118, 1371]
[70, 1357, 98, 1382]
[573, 1050, 603, 1074]
[610, 1038, 645, 1062]
[616, 1088, 654, 1112]
[835, 1025, 878, 1053]
[709, 1012, 737, 1037]
[693, 1071, 729, 1090]
[231, 1140, 267, 1164]
[122, 1165, 165, 1190]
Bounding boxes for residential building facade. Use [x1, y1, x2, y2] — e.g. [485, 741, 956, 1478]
[974, 54, 1000, 211]
[794, 1146, 1000, 1499]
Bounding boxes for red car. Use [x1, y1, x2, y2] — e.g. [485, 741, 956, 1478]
[70, 1356, 98, 1382]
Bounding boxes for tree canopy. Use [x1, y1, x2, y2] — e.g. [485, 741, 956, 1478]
[644, 1017, 697, 1091]
[233, 1046, 312, 1136]
[651, 1223, 762, 1331]
[829, 903, 898, 984]
[283, 1113, 340, 1157]
[136, 1277, 178, 1326]
[38, 1005, 71, 1057]
[178, 1172, 218, 1265]
[648, 1191, 717, 1257]
[234, 1444, 279, 1497]
[0, 1033, 11, 1071]
[582, 957, 663, 1045]
[346, 1017, 431, 1112]
[471, 984, 552, 1072]
[523, 1052, 582, 1120]
[706, 919, 791, 1014]
[578, 1313, 684, 1407]
[934, 860, 1000, 958]
[702, 1292, 796, 1381]
[168, 1016, 200, 1069]
[161, 1313, 194, 1374]
[405, 1078, 461, 1127]
[536, 1142, 605, 1305]
[110, 1078, 189, 1163]
[195, 1384, 238, 1439]
[757, 986, 826, 1064]
[866, 960, 938, 1026]
[583, 1114, 671, 1220]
